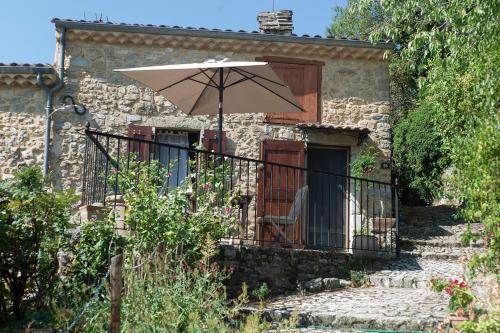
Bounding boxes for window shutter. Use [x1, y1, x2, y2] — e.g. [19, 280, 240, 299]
[127, 124, 153, 162]
[264, 61, 320, 124]
[201, 129, 227, 153]
[257, 139, 305, 246]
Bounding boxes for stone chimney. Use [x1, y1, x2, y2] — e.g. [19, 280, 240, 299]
[257, 10, 293, 35]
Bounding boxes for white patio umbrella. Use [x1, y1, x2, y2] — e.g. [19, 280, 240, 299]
[115, 59, 304, 153]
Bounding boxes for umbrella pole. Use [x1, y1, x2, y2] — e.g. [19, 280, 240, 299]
[217, 68, 224, 154]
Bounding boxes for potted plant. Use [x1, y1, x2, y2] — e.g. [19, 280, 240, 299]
[352, 226, 379, 255]
[371, 201, 397, 232]
[351, 145, 377, 178]
[431, 277, 476, 330]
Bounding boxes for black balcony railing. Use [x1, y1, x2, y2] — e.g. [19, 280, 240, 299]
[81, 128, 400, 255]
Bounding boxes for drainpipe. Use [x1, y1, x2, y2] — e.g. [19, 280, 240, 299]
[35, 28, 66, 177]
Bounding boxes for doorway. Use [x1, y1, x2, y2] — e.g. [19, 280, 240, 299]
[306, 146, 349, 249]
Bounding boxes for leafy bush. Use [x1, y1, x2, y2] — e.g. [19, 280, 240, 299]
[393, 104, 449, 203]
[0, 167, 76, 322]
[59, 218, 120, 309]
[113, 156, 240, 261]
[81, 244, 233, 332]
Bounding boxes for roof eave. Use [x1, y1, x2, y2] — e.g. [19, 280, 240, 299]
[53, 19, 394, 50]
[0, 66, 55, 75]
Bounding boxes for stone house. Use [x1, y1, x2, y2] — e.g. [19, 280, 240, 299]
[0, 11, 395, 252]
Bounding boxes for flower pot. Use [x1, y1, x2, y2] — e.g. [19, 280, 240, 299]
[447, 313, 469, 328]
[371, 217, 396, 232]
[352, 235, 379, 255]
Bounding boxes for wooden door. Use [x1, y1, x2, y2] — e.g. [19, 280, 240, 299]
[307, 147, 348, 249]
[257, 139, 305, 247]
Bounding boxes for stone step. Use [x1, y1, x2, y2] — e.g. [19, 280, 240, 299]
[368, 258, 466, 289]
[246, 287, 447, 332]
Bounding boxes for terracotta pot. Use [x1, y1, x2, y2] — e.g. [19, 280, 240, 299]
[447, 313, 469, 328]
[371, 217, 396, 232]
[352, 235, 379, 255]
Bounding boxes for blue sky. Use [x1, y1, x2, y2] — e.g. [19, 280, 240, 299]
[0, 0, 345, 64]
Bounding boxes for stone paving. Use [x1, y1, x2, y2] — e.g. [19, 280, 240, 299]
[255, 205, 485, 333]
[251, 287, 448, 331]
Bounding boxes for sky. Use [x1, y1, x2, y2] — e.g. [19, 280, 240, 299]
[0, 0, 345, 64]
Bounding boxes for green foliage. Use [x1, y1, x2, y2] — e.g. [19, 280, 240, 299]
[350, 270, 370, 287]
[353, 226, 372, 237]
[327, 0, 386, 39]
[113, 156, 240, 261]
[351, 145, 377, 178]
[393, 104, 449, 203]
[0, 167, 76, 322]
[251, 283, 270, 302]
[337, 0, 499, 273]
[458, 312, 500, 333]
[81, 245, 233, 332]
[59, 218, 119, 309]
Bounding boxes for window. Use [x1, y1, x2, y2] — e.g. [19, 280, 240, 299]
[256, 56, 323, 124]
[127, 125, 228, 189]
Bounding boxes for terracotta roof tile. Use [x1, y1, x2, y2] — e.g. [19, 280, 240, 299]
[51, 18, 393, 45]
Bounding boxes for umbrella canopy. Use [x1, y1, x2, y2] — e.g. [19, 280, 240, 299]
[115, 60, 304, 152]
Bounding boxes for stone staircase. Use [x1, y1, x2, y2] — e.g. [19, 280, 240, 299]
[248, 205, 484, 332]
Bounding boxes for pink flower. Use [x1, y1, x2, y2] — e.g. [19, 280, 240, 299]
[237, 218, 242, 225]
[224, 207, 233, 215]
[203, 183, 210, 190]
[165, 171, 173, 177]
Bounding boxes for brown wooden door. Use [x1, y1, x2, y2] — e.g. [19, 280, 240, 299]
[257, 139, 305, 247]
[127, 124, 153, 162]
[264, 62, 320, 124]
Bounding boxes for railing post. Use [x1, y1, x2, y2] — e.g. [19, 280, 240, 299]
[109, 253, 123, 333]
[395, 178, 400, 257]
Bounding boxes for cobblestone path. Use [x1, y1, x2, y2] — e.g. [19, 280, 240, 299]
[254, 206, 484, 333]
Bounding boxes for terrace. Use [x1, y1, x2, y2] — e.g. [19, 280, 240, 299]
[81, 127, 400, 256]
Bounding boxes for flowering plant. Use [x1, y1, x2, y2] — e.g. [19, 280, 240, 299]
[431, 277, 475, 313]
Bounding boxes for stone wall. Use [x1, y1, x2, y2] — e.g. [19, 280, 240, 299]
[216, 245, 352, 296]
[0, 87, 47, 178]
[0, 32, 391, 190]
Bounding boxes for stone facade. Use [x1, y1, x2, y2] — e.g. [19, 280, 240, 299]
[0, 21, 392, 192]
[0, 87, 47, 176]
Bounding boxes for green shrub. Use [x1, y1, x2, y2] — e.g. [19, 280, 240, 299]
[251, 283, 270, 302]
[0, 167, 76, 323]
[392, 104, 449, 204]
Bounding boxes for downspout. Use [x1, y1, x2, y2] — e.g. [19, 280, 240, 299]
[35, 27, 66, 177]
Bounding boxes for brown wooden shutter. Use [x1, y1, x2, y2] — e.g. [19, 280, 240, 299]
[257, 139, 305, 247]
[127, 124, 153, 162]
[262, 60, 321, 124]
[201, 129, 227, 153]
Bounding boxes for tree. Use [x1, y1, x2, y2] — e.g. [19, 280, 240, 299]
[335, 0, 499, 273]
[327, 0, 386, 39]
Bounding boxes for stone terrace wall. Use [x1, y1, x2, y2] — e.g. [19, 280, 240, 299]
[216, 245, 352, 296]
[0, 87, 47, 178]
[0, 35, 391, 189]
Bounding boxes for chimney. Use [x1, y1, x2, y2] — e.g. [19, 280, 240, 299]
[257, 10, 293, 35]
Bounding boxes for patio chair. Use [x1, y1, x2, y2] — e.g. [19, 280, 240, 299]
[257, 185, 308, 245]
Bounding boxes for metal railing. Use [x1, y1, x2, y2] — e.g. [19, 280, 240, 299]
[81, 128, 400, 255]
